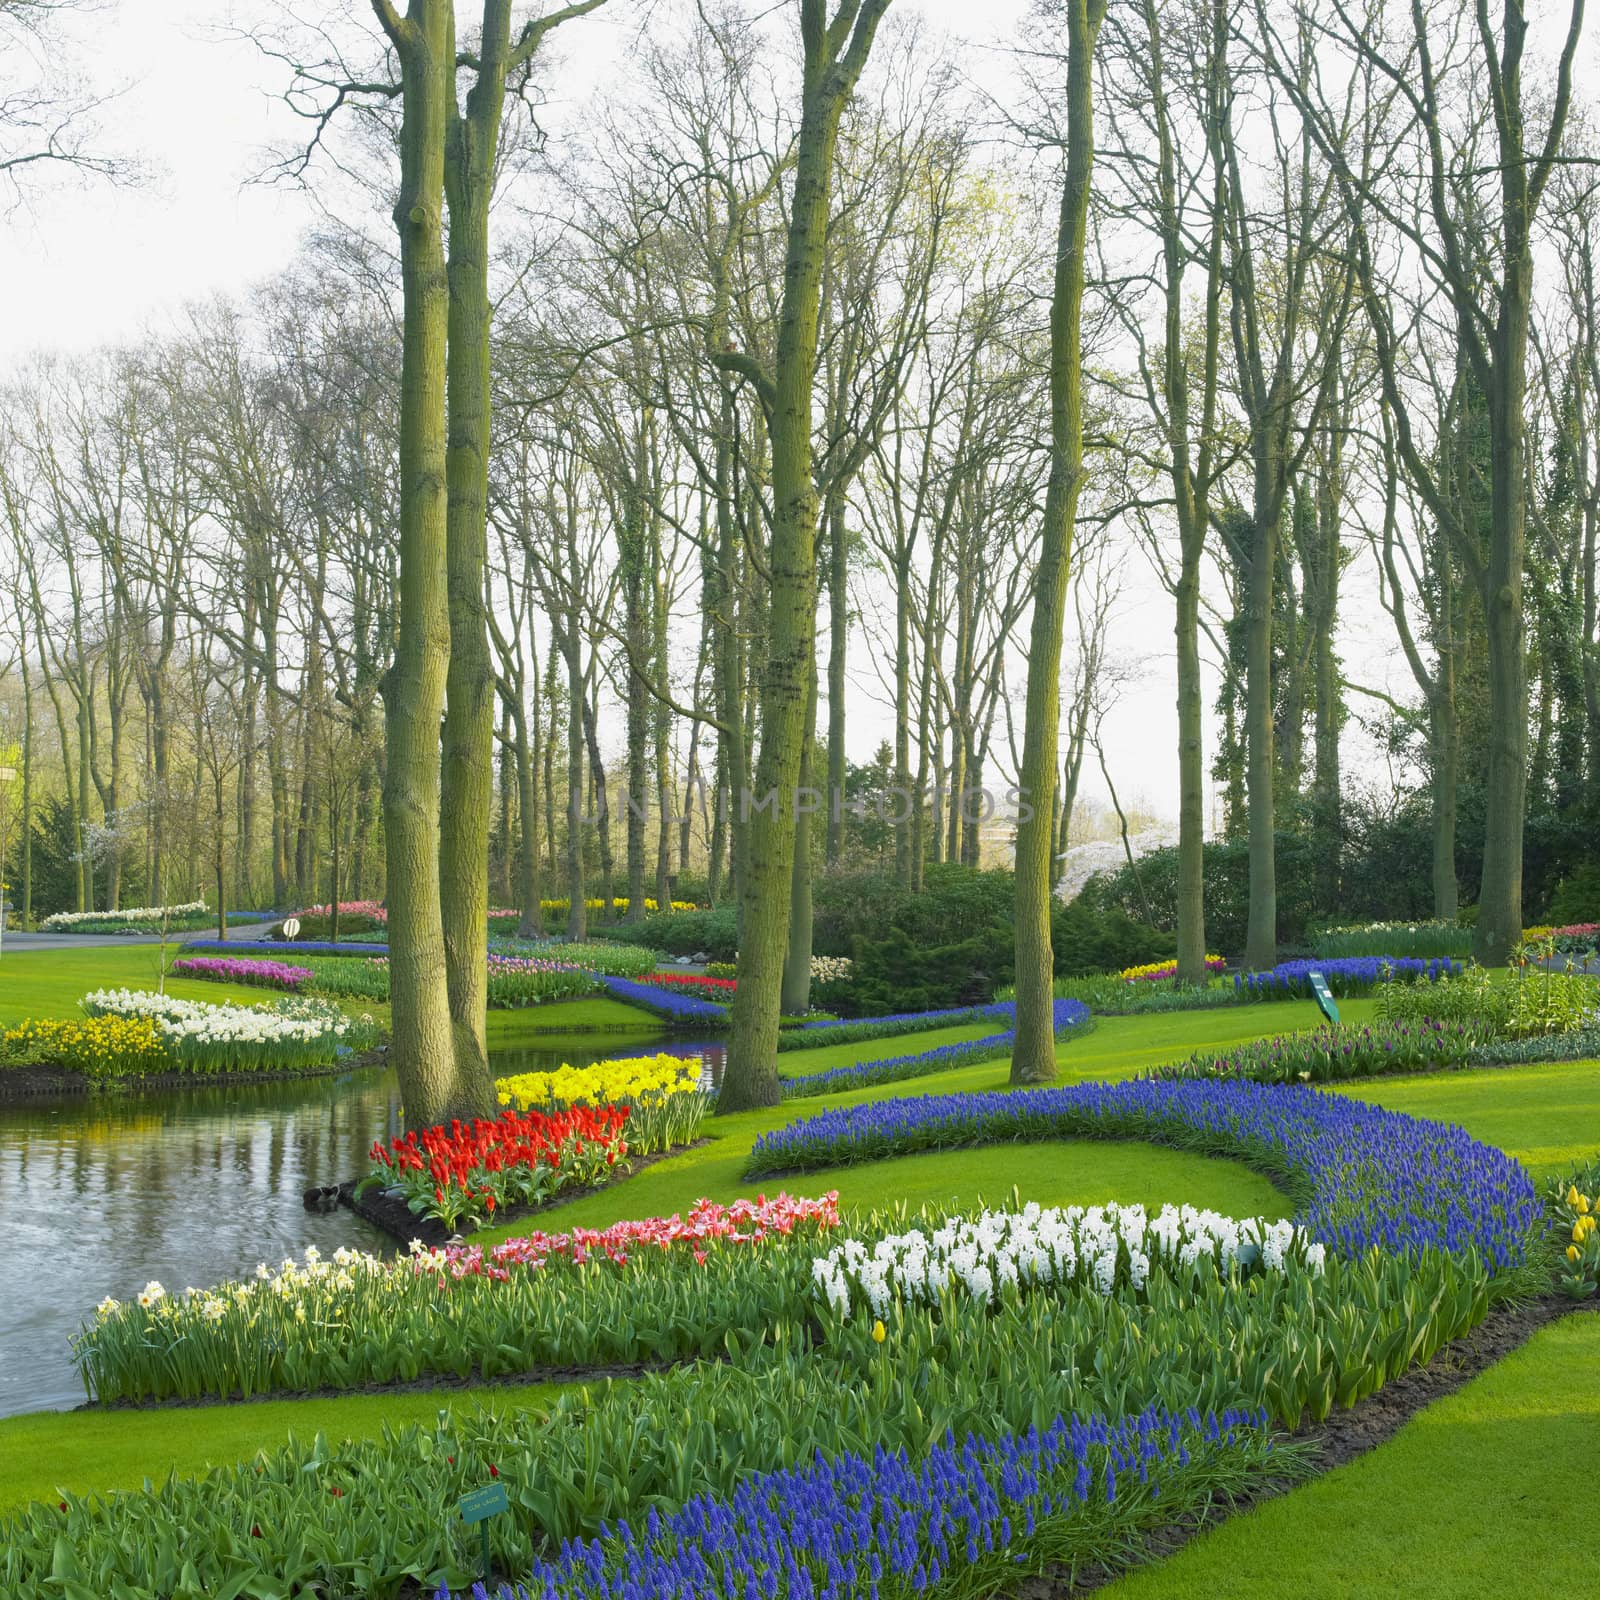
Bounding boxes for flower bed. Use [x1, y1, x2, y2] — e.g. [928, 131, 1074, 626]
[168, 955, 313, 992]
[1235, 956, 1461, 998]
[1155, 1018, 1492, 1085]
[496, 1053, 709, 1153]
[779, 998, 1093, 1098]
[39, 900, 209, 934]
[813, 1201, 1324, 1321]
[2, 1015, 169, 1080]
[779, 999, 1014, 1051]
[431, 1403, 1273, 1600]
[492, 938, 664, 978]
[1309, 920, 1476, 960]
[74, 1194, 840, 1404]
[362, 1105, 630, 1231]
[1045, 973, 1248, 1015]
[645, 969, 737, 996]
[746, 1078, 1540, 1269]
[1546, 1161, 1600, 1300]
[78, 989, 376, 1074]
[1119, 955, 1227, 982]
[183, 937, 390, 957]
[597, 972, 729, 1026]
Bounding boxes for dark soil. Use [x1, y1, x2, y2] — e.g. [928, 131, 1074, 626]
[337, 1137, 712, 1249]
[0, 1046, 389, 1100]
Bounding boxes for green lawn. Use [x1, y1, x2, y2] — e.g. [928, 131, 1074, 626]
[1342, 1058, 1599, 1179]
[1102, 1309, 1600, 1598]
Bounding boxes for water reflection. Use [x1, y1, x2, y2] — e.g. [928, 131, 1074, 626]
[0, 1031, 726, 1417]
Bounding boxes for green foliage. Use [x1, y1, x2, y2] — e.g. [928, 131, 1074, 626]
[1157, 1019, 1493, 1086]
[1049, 899, 1174, 977]
[600, 907, 737, 960]
[1374, 960, 1600, 1040]
[1547, 860, 1600, 927]
[282, 912, 385, 940]
[1037, 974, 1248, 1015]
[842, 926, 1010, 1015]
[1309, 921, 1476, 960]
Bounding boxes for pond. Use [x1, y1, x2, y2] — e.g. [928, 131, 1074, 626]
[0, 1031, 726, 1418]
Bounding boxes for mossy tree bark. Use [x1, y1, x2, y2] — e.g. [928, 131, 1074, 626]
[1011, 0, 1107, 1086]
[712, 0, 891, 1112]
[370, 0, 458, 1129]
[438, 0, 606, 1118]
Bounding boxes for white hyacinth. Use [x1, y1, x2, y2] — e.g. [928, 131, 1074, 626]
[811, 1201, 1325, 1322]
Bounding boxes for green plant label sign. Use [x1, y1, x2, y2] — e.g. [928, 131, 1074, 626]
[458, 1482, 509, 1525]
[1307, 969, 1340, 1025]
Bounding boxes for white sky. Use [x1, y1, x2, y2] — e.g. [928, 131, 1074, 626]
[0, 0, 1417, 829]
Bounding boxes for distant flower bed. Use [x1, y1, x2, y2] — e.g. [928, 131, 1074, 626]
[598, 973, 729, 1026]
[497, 1053, 709, 1154]
[1118, 955, 1227, 982]
[1154, 1017, 1492, 1085]
[2, 1015, 170, 1080]
[184, 938, 390, 957]
[780, 999, 1092, 1099]
[169, 956, 312, 992]
[538, 895, 699, 915]
[1308, 920, 1476, 960]
[780, 1000, 1014, 1051]
[40, 900, 208, 933]
[298, 899, 388, 924]
[361, 1105, 630, 1232]
[493, 938, 663, 979]
[1234, 956, 1460, 998]
[647, 970, 736, 996]
[79, 989, 376, 1074]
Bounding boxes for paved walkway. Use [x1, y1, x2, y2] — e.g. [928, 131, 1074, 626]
[0, 916, 273, 952]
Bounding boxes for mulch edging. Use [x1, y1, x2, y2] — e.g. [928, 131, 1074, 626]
[1019, 1293, 1599, 1597]
[0, 1046, 390, 1101]
[334, 1138, 713, 1249]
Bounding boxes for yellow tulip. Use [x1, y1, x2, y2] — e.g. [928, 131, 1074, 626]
[1568, 1245, 1582, 1263]
[1568, 1186, 1583, 1208]
[871, 1320, 886, 1343]
[1579, 1195, 1592, 1216]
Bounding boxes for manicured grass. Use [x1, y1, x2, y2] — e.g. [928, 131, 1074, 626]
[0, 946, 371, 1031]
[0, 1383, 560, 1514]
[1342, 1058, 1600, 1179]
[1102, 1309, 1600, 1598]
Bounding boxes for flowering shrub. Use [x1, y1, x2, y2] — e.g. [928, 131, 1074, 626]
[747, 1078, 1541, 1269]
[1118, 955, 1227, 982]
[812, 1202, 1325, 1322]
[40, 900, 207, 933]
[810, 954, 852, 983]
[2, 1015, 168, 1080]
[362, 1105, 629, 1230]
[780, 999, 1093, 1098]
[1234, 956, 1461, 998]
[1157, 1018, 1491, 1085]
[78, 989, 376, 1073]
[496, 1053, 708, 1153]
[168, 955, 313, 992]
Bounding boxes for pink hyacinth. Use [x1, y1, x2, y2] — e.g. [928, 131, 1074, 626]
[169, 956, 313, 991]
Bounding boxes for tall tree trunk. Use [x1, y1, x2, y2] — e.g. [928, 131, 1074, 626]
[372, 0, 459, 1128]
[1011, 0, 1106, 1084]
[716, 0, 890, 1112]
[781, 659, 818, 1016]
[825, 497, 848, 864]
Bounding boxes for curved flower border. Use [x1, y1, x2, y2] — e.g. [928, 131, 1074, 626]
[746, 1077, 1540, 1270]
